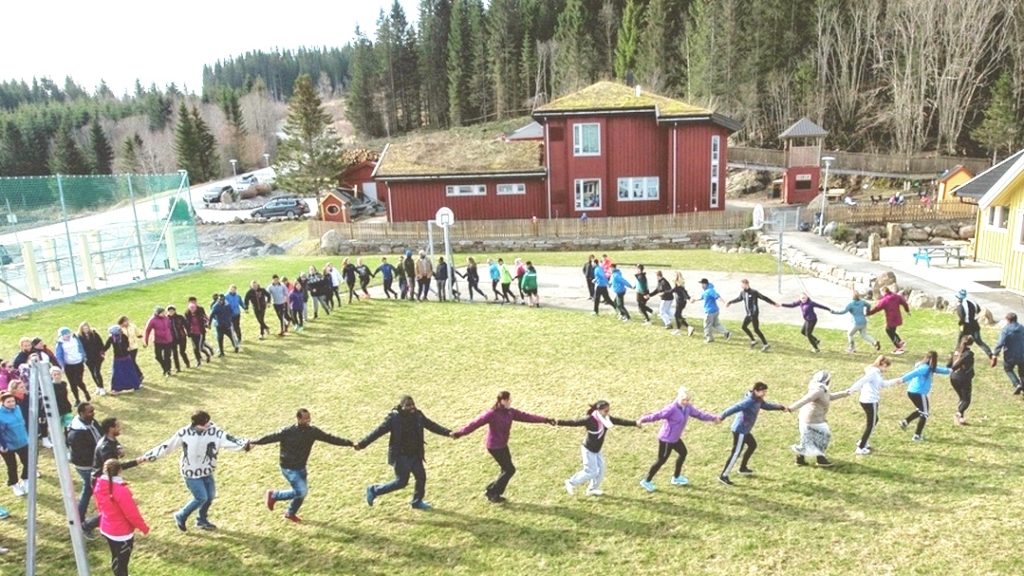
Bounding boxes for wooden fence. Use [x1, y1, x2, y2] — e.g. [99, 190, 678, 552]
[815, 201, 978, 225]
[730, 147, 991, 177]
[309, 211, 752, 242]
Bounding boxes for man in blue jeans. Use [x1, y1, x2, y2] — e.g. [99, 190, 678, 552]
[992, 312, 1024, 395]
[251, 408, 353, 522]
[142, 410, 249, 531]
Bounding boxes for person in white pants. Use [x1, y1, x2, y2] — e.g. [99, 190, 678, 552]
[556, 401, 638, 496]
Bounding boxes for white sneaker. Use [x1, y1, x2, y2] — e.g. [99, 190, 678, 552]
[854, 447, 870, 456]
[12, 483, 25, 497]
[671, 329, 681, 335]
[585, 488, 604, 496]
[687, 326, 695, 337]
[41, 438, 53, 449]
[564, 480, 575, 496]
[96, 387, 107, 397]
[912, 434, 923, 442]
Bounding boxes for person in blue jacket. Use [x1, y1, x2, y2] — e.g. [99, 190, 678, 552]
[992, 312, 1024, 395]
[373, 257, 398, 299]
[898, 351, 951, 441]
[609, 265, 634, 321]
[0, 391, 30, 497]
[832, 291, 880, 354]
[718, 382, 788, 486]
[692, 278, 731, 343]
[209, 294, 238, 356]
[591, 262, 616, 315]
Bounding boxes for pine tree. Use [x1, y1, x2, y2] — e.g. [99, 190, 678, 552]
[614, 0, 644, 81]
[553, 0, 598, 94]
[418, 0, 452, 127]
[89, 120, 114, 174]
[0, 121, 30, 176]
[119, 134, 144, 173]
[392, 1, 422, 132]
[972, 71, 1021, 161]
[634, 0, 680, 93]
[50, 123, 89, 176]
[467, 0, 492, 121]
[347, 28, 386, 136]
[174, 102, 199, 179]
[191, 106, 220, 182]
[448, 0, 472, 125]
[488, 0, 524, 119]
[275, 74, 345, 198]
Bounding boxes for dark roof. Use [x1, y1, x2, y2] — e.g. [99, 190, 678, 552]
[937, 165, 969, 183]
[506, 121, 543, 140]
[952, 150, 1023, 200]
[779, 117, 828, 139]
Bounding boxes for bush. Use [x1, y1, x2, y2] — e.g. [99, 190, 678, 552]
[738, 229, 759, 248]
[831, 223, 852, 243]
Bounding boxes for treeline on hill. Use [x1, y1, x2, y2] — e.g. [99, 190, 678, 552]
[342, 0, 1024, 158]
[202, 47, 353, 102]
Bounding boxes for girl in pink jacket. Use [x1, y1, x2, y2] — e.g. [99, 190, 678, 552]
[867, 286, 911, 354]
[94, 459, 150, 576]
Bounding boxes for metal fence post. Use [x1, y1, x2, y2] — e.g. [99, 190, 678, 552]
[56, 174, 81, 295]
[126, 174, 149, 279]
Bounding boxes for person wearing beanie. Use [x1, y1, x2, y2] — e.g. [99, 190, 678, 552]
[954, 290, 993, 358]
[637, 387, 719, 491]
[144, 306, 174, 377]
[557, 400, 639, 497]
[787, 370, 852, 467]
[104, 325, 141, 394]
[691, 279, 731, 343]
[718, 382, 789, 485]
[845, 356, 902, 455]
[55, 326, 90, 404]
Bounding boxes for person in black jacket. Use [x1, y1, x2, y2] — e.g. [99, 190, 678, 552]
[583, 255, 597, 300]
[77, 323, 106, 395]
[244, 280, 273, 338]
[458, 257, 488, 301]
[251, 408, 353, 522]
[341, 258, 360, 303]
[166, 305, 191, 372]
[954, 290, 993, 358]
[355, 258, 373, 299]
[402, 252, 416, 300]
[726, 279, 779, 352]
[556, 400, 638, 497]
[67, 403, 102, 535]
[671, 273, 693, 336]
[183, 297, 214, 366]
[949, 335, 976, 426]
[356, 395, 451, 510]
[92, 417, 145, 482]
[434, 256, 449, 302]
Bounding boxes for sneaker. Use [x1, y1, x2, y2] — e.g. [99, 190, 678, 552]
[585, 488, 604, 496]
[411, 501, 433, 510]
[0, 506, 9, 520]
[718, 475, 734, 486]
[874, 341, 881, 351]
[846, 347, 856, 354]
[897, 340, 907, 350]
[954, 413, 963, 426]
[704, 338, 713, 344]
[670, 475, 689, 486]
[564, 480, 575, 496]
[643, 321, 651, 326]
[816, 456, 834, 467]
[0, 546, 8, 554]
[284, 513, 301, 523]
[724, 332, 732, 341]
[671, 329, 681, 335]
[761, 344, 771, 353]
[11, 484, 24, 497]
[687, 326, 695, 337]
[365, 485, 377, 507]
[738, 467, 754, 475]
[266, 490, 276, 511]
[795, 456, 807, 466]
[854, 447, 871, 456]
[639, 479, 656, 493]
[898, 420, 908, 431]
[83, 528, 97, 540]
[486, 494, 506, 504]
[196, 521, 217, 531]
[749, 340, 757, 349]
[173, 513, 186, 532]
[812, 346, 821, 354]
[893, 348, 906, 355]
[912, 434, 923, 442]
[96, 387, 107, 397]
[41, 437, 53, 449]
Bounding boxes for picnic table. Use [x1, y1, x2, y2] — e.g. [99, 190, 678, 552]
[912, 240, 970, 268]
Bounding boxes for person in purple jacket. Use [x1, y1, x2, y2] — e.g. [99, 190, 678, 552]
[452, 391, 555, 503]
[718, 382, 789, 486]
[143, 307, 174, 377]
[637, 386, 720, 491]
[781, 293, 832, 353]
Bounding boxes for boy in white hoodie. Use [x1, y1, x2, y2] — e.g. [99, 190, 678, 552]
[844, 356, 902, 455]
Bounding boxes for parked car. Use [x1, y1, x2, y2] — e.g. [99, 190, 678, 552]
[251, 197, 310, 219]
[203, 185, 233, 204]
[233, 173, 259, 192]
[332, 188, 384, 220]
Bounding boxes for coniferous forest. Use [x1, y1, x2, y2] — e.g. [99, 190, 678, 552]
[2, 0, 1024, 182]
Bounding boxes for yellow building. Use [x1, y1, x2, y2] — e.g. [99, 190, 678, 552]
[954, 150, 1024, 291]
[936, 165, 972, 206]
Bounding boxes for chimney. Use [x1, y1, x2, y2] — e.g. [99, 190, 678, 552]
[635, 85, 642, 97]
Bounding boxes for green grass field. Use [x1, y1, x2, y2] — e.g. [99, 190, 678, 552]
[1, 252, 1022, 575]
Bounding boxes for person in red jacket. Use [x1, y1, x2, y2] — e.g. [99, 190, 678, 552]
[93, 458, 150, 576]
[867, 286, 911, 354]
[452, 391, 554, 503]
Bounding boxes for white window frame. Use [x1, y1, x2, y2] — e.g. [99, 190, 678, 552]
[710, 135, 721, 208]
[988, 205, 1009, 231]
[445, 184, 486, 197]
[573, 123, 601, 156]
[617, 177, 659, 201]
[496, 183, 526, 196]
[575, 178, 602, 211]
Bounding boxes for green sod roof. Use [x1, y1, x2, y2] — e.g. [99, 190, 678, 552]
[374, 131, 545, 178]
[534, 81, 711, 117]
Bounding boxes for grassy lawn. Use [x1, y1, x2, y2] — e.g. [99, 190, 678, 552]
[1, 252, 1021, 575]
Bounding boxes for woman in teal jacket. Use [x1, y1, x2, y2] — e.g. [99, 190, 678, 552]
[898, 351, 951, 441]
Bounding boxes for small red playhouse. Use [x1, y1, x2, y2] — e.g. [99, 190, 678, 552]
[779, 117, 828, 205]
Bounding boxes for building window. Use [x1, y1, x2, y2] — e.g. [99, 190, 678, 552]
[496, 183, 526, 195]
[617, 177, 659, 201]
[1018, 209, 1024, 248]
[445, 184, 486, 197]
[573, 123, 600, 156]
[988, 205, 1008, 229]
[575, 179, 601, 211]
[710, 135, 721, 208]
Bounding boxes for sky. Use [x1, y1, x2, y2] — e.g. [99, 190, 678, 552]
[2, 0, 420, 95]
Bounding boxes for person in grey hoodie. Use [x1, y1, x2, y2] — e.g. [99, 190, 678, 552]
[266, 275, 290, 336]
[787, 370, 852, 467]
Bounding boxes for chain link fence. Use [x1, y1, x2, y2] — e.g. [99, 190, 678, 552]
[0, 173, 202, 313]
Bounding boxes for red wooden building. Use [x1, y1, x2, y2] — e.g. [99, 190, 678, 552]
[338, 161, 381, 202]
[373, 81, 740, 222]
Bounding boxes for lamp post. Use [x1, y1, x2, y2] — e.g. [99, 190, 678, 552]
[263, 153, 270, 167]
[819, 156, 835, 236]
[229, 159, 238, 176]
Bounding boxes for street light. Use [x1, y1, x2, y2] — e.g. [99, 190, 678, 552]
[819, 156, 836, 236]
[263, 153, 270, 167]
[229, 159, 238, 176]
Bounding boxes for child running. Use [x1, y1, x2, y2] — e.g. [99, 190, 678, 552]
[718, 382, 788, 486]
[637, 386, 719, 491]
[557, 400, 638, 497]
[781, 293, 832, 353]
[452, 391, 554, 503]
[948, 336, 976, 426]
[845, 355, 901, 455]
[897, 351, 951, 441]
[832, 291, 880, 353]
[868, 286, 911, 354]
